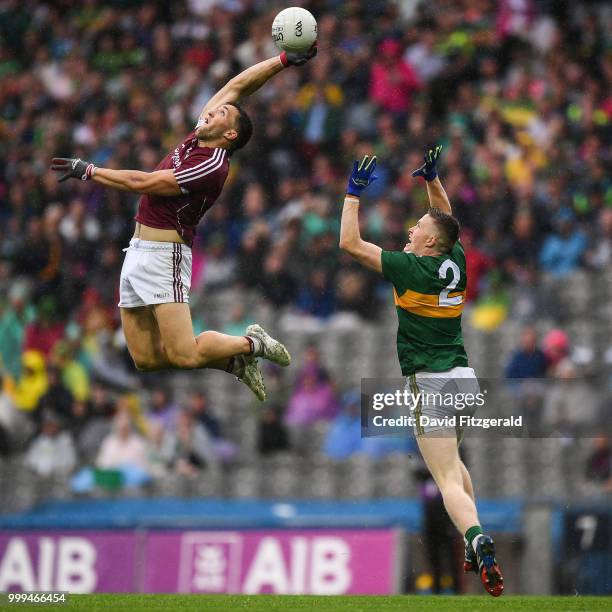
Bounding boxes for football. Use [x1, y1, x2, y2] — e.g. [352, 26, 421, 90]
[272, 7, 317, 54]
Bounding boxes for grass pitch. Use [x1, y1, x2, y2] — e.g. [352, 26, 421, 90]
[3, 595, 611, 611]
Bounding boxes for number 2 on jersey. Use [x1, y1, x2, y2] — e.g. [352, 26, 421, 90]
[438, 260, 463, 307]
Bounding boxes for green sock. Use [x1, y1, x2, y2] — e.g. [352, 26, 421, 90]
[465, 525, 483, 551]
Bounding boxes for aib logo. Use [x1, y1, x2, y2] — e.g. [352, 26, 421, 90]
[295, 20, 303, 37]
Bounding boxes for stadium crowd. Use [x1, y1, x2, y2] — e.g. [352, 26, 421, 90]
[0, 0, 610, 494]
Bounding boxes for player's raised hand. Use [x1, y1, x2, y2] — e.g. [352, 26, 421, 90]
[411, 145, 443, 182]
[280, 42, 317, 67]
[346, 154, 378, 197]
[51, 157, 96, 182]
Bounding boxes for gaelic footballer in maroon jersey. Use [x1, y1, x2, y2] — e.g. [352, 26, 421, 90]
[135, 132, 229, 247]
[50, 45, 317, 402]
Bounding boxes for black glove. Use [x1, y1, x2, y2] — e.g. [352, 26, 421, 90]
[280, 42, 317, 67]
[51, 157, 96, 182]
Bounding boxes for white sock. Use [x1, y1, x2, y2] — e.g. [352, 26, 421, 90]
[246, 335, 263, 356]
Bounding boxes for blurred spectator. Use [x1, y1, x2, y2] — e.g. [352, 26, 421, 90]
[170, 410, 218, 476]
[296, 56, 344, 150]
[22, 297, 65, 358]
[504, 326, 548, 433]
[501, 211, 541, 283]
[236, 225, 269, 289]
[462, 229, 493, 302]
[88, 244, 122, 309]
[0, 281, 32, 380]
[14, 215, 62, 302]
[369, 38, 421, 115]
[146, 387, 180, 432]
[51, 341, 90, 403]
[543, 329, 575, 379]
[296, 269, 336, 319]
[323, 391, 361, 460]
[539, 209, 587, 278]
[505, 326, 548, 379]
[70, 401, 89, 439]
[257, 405, 290, 456]
[542, 330, 597, 430]
[76, 385, 115, 463]
[285, 346, 340, 426]
[187, 391, 236, 462]
[36, 366, 74, 425]
[335, 268, 376, 319]
[2, 350, 48, 414]
[202, 233, 236, 290]
[403, 28, 446, 83]
[260, 250, 296, 308]
[96, 411, 149, 473]
[187, 391, 220, 439]
[469, 271, 509, 332]
[86, 327, 136, 390]
[585, 435, 612, 494]
[584, 208, 612, 270]
[59, 198, 100, 244]
[25, 412, 76, 478]
[145, 421, 175, 479]
[0, 419, 11, 456]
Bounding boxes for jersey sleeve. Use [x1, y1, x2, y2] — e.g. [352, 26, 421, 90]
[173, 148, 227, 194]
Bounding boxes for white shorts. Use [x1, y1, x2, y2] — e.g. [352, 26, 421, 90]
[118, 239, 192, 308]
[405, 366, 480, 440]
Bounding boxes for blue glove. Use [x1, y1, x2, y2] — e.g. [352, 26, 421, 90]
[346, 154, 378, 197]
[411, 145, 443, 182]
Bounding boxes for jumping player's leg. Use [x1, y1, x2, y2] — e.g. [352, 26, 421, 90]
[122, 303, 247, 373]
[153, 303, 272, 400]
[416, 434, 479, 533]
[120, 306, 171, 371]
[417, 433, 504, 596]
[121, 305, 245, 371]
[153, 303, 291, 370]
[152, 302, 253, 369]
[119, 238, 290, 375]
[121, 303, 267, 400]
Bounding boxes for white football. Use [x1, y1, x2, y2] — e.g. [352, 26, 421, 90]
[272, 7, 317, 54]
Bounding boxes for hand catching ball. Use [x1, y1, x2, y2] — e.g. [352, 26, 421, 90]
[272, 7, 317, 54]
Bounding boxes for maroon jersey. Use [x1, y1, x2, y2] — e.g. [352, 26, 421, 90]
[135, 131, 230, 247]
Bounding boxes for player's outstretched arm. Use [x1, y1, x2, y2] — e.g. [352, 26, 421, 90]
[50, 157, 181, 196]
[199, 46, 317, 121]
[339, 155, 383, 273]
[411, 146, 452, 215]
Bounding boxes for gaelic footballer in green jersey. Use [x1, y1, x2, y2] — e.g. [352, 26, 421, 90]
[381, 239, 468, 376]
[339, 148, 504, 598]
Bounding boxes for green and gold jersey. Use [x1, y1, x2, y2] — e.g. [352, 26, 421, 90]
[381, 241, 468, 376]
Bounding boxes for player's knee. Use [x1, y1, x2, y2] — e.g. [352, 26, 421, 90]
[132, 355, 160, 372]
